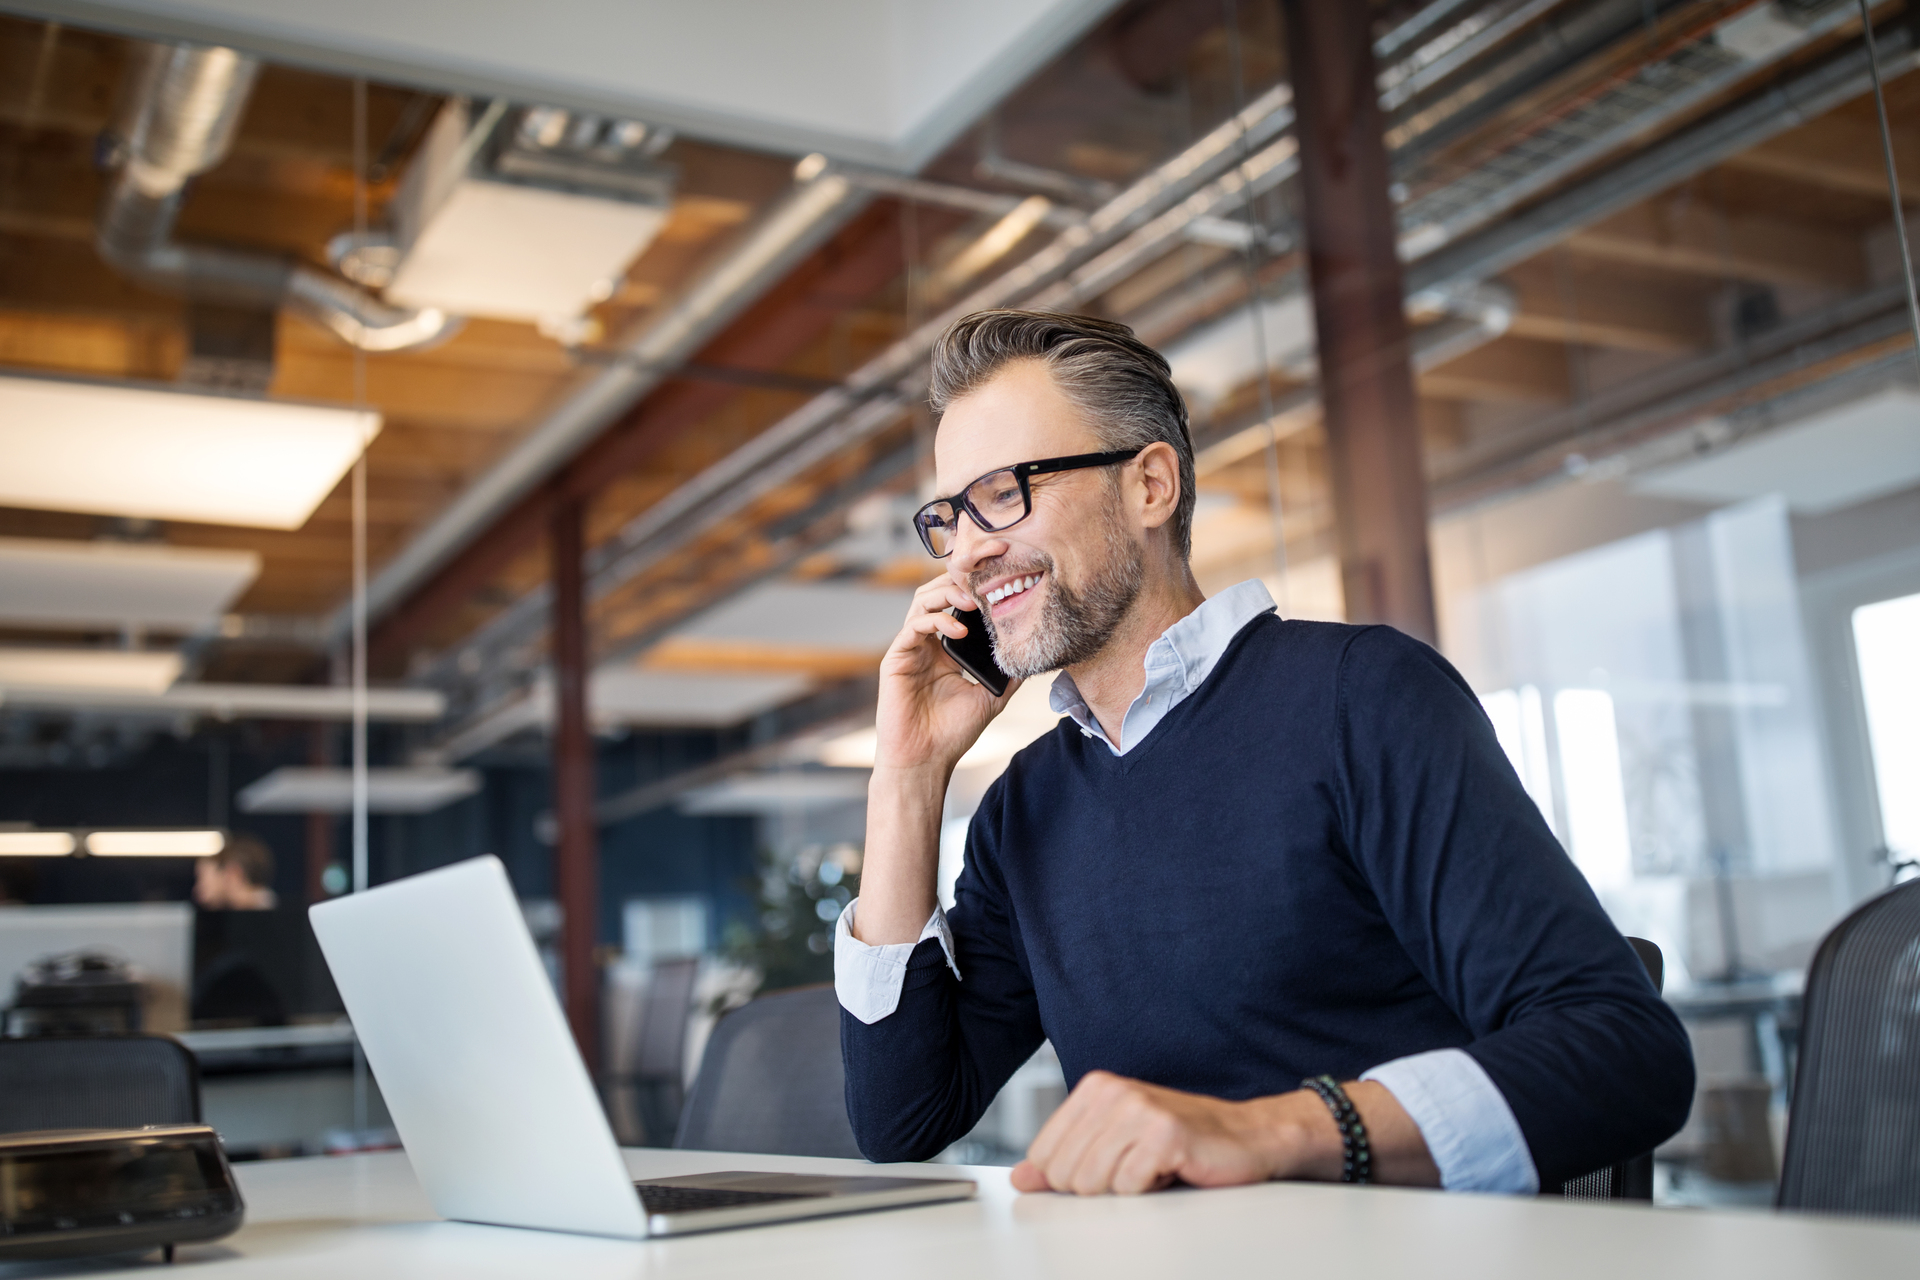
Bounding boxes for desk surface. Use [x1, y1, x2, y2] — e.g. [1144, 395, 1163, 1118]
[5, 1147, 1916, 1279]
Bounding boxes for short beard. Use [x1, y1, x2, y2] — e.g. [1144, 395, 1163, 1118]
[976, 492, 1145, 679]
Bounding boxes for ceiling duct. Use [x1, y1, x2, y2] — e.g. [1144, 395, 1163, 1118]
[97, 41, 457, 353]
[376, 101, 677, 339]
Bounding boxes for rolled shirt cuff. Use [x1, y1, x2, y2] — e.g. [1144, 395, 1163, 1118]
[1362, 1048, 1539, 1194]
[833, 898, 960, 1024]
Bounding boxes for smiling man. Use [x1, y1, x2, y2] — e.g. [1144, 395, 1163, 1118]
[835, 310, 1693, 1196]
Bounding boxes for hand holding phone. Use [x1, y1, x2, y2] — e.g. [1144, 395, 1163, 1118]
[939, 607, 1012, 698]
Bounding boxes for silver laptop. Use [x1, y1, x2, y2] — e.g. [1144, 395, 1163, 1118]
[308, 855, 974, 1238]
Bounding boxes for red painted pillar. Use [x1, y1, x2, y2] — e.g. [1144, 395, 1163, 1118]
[1278, 0, 1438, 644]
[550, 493, 600, 1070]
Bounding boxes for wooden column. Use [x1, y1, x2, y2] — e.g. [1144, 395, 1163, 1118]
[550, 493, 600, 1069]
[1278, 0, 1438, 644]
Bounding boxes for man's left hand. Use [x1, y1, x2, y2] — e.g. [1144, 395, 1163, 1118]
[1009, 1070, 1438, 1195]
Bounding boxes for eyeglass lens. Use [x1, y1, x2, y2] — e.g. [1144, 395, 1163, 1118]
[918, 468, 1027, 556]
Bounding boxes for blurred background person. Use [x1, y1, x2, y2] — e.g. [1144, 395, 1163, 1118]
[194, 835, 278, 911]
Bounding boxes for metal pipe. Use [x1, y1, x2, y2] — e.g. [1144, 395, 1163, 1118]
[554, 10, 1912, 642]
[580, 89, 1299, 586]
[433, 4, 1905, 705]
[1395, 0, 1877, 270]
[97, 42, 456, 351]
[338, 170, 869, 639]
[416, 85, 1302, 698]
[1406, 10, 1920, 297]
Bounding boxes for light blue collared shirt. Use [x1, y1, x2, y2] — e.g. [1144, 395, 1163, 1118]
[837, 579, 1539, 1194]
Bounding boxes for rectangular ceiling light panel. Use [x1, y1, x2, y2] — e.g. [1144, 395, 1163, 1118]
[386, 179, 668, 324]
[0, 648, 182, 693]
[588, 669, 813, 727]
[237, 766, 481, 814]
[0, 537, 260, 631]
[85, 830, 226, 857]
[0, 375, 380, 530]
[0, 832, 76, 856]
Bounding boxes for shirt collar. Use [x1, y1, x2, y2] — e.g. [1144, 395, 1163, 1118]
[1048, 579, 1277, 748]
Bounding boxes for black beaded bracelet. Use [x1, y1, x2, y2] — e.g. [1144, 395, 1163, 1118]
[1302, 1075, 1372, 1185]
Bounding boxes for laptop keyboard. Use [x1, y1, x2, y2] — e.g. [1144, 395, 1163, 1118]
[635, 1184, 821, 1215]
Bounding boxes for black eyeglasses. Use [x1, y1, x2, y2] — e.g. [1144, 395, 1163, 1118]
[912, 448, 1143, 558]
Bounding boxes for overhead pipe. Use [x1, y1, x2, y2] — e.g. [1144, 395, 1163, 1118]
[1406, 4, 1920, 297]
[483, 6, 1919, 688]
[1394, 0, 1880, 271]
[97, 41, 456, 353]
[334, 166, 872, 642]
[425, 0, 1848, 703]
[423, 86, 1304, 694]
[393, 80, 1302, 698]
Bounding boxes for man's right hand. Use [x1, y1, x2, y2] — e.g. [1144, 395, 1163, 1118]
[851, 573, 1021, 947]
[874, 573, 1021, 774]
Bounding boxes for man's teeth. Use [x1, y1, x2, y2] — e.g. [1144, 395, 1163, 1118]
[986, 575, 1040, 604]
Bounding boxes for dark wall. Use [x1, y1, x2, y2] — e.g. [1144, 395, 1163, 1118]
[0, 725, 308, 906]
[0, 723, 758, 948]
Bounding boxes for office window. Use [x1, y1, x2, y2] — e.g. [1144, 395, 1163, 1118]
[1853, 592, 1920, 868]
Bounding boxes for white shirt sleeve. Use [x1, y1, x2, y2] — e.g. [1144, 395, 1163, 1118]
[1362, 1048, 1539, 1194]
[832, 897, 961, 1024]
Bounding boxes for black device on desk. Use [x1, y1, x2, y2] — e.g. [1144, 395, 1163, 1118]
[940, 607, 1012, 697]
[192, 908, 344, 1028]
[4, 952, 144, 1036]
[0, 1125, 244, 1261]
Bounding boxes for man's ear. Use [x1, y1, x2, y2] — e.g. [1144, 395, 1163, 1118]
[1135, 441, 1182, 531]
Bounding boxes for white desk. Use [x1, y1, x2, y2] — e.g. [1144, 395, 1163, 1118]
[7, 1148, 1916, 1278]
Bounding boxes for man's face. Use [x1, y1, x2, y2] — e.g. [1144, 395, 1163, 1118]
[193, 858, 227, 908]
[193, 858, 244, 909]
[935, 360, 1144, 678]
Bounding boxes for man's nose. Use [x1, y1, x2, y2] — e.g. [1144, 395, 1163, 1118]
[948, 514, 1008, 581]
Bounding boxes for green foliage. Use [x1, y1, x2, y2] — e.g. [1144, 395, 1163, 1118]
[724, 841, 862, 993]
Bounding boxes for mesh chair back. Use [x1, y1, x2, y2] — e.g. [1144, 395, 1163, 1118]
[0, 1035, 200, 1134]
[1777, 879, 1920, 1219]
[674, 984, 861, 1159]
[635, 957, 701, 1082]
[1560, 936, 1663, 1202]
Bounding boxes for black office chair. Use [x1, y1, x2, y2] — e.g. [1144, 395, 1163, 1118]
[1777, 878, 1920, 1219]
[0, 1034, 201, 1133]
[674, 983, 862, 1159]
[631, 956, 701, 1146]
[1557, 936, 1664, 1202]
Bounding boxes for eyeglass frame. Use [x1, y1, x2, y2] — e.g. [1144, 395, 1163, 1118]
[911, 447, 1145, 559]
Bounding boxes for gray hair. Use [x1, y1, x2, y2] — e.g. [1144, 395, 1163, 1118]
[928, 310, 1197, 559]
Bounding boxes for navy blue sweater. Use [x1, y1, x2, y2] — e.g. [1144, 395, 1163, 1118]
[841, 616, 1694, 1186]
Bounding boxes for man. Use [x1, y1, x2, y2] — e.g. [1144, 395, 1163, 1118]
[193, 835, 278, 911]
[835, 310, 1692, 1196]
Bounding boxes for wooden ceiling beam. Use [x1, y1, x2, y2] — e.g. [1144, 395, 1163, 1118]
[1563, 200, 1866, 291]
[1500, 260, 1712, 353]
[1721, 107, 1920, 203]
[1417, 335, 1571, 403]
[0, 309, 181, 379]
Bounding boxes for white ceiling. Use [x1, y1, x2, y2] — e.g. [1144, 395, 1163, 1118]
[589, 668, 813, 726]
[678, 770, 872, 815]
[0, 536, 259, 632]
[1633, 386, 1920, 514]
[674, 581, 915, 649]
[24, 0, 1122, 169]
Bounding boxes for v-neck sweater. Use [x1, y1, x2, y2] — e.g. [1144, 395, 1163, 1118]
[839, 614, 1694, 1188]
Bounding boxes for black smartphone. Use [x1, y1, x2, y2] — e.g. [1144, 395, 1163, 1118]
[940, 607, 1012, 698]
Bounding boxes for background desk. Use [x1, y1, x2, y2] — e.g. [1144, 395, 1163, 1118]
[6, 1148, 1916, 1278]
